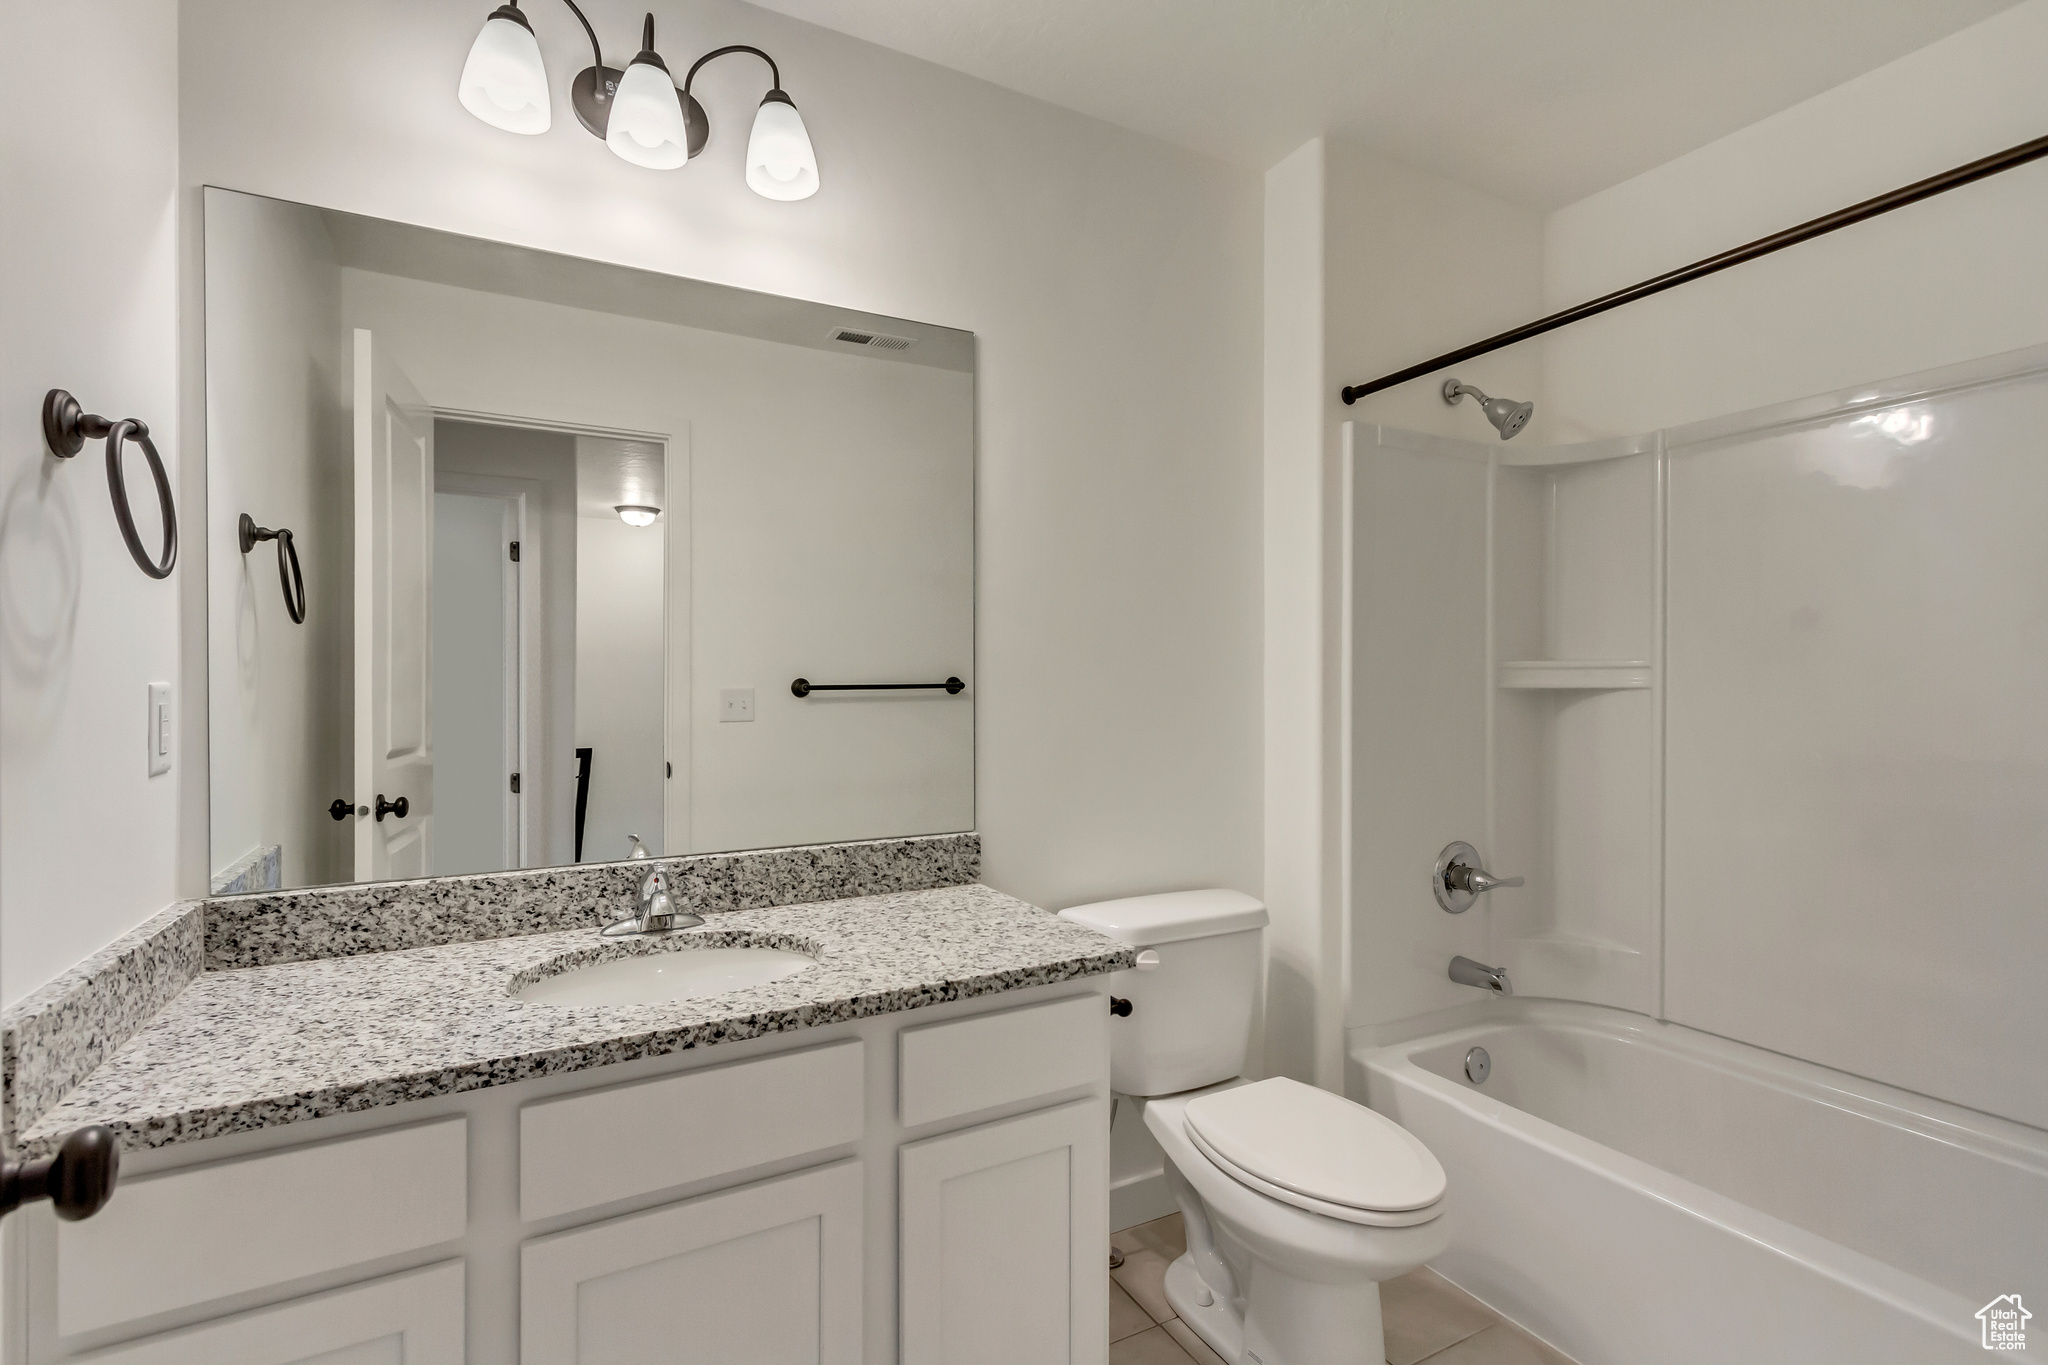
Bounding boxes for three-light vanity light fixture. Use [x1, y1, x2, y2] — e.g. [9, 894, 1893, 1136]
[459, 1, 819, 200]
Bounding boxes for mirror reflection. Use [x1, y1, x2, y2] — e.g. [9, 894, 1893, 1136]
[205, 187, 974, 895]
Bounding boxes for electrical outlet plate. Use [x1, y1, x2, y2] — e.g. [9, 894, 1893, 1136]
[720, 688, 755, 722]
[147, 681, 172, 776]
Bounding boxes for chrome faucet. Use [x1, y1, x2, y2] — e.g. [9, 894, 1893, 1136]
[1432, 842, 1524, 914]
[601, 865, 704, 938]
[1449, 955, 1513, 996]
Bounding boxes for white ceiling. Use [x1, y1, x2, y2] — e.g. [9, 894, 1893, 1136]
[749, 0, 2018, 208]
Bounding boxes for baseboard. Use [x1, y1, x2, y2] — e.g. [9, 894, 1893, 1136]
[1112, 1167, 1176, 1232]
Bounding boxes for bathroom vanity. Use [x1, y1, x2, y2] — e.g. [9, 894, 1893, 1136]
[6, 873, 1126, 1364]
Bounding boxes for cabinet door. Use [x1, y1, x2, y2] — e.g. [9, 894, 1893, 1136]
[899, 1099, 1108, 1365]
[521, 1160, 863, 1365]
[72, 1261, 464, 1365]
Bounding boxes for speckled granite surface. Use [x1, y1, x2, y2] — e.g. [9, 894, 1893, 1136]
[3, 903, 203, 1141]
[205, 832, 980, 969]
[20, 883, 1130, 1158]
[209, 844, 281, 896]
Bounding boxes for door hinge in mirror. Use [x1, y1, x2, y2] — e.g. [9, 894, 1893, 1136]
[510, 773, 521, 794]
[509, 541, 521, 562]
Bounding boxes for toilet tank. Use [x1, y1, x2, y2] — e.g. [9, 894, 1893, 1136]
[1058, 889, 1267, 1097]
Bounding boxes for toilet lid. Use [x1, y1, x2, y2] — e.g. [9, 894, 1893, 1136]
[1182, 1077, 1447, 1214]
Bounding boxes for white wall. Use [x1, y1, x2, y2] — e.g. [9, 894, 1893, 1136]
[1543, 1, 2048, 441]
[1260, 140, 1327, 1089]
[1266, 138, 1542, 1078]
[574, 514, 665, 862]
[203, 191, 352, 892]
[179, 0, 1264, 913]
[0, 0, 182, 1007]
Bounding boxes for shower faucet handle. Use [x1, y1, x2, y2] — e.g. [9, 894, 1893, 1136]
[1458, 868, 1524, 895]
[1433, 841, 1522, 914]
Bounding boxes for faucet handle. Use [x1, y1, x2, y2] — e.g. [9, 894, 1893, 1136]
[1433, 841, 1522, 913]
[602, 864, 706, 937]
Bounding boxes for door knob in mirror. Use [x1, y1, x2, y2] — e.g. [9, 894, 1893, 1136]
[375, 794, 410, 822]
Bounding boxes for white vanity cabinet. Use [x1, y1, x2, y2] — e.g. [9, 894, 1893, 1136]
[15, 979, 1109, 1365]
[52, 1262, 467, 1365]
[521, 1160, 866, 1365]
[899, 1101, 1108, 1365]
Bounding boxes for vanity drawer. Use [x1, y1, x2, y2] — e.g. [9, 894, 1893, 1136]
[520, 1039, 865, 1221]
[898, 993, 1105, 1127]
[68, 1260, 466, 1364]
[57, 1118, 467, 1335]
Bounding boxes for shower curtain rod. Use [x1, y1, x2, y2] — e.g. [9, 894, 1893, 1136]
[1339, 131, 2048, 405]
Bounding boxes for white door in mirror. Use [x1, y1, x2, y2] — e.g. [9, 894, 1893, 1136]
[354, 329, 436, 882]
[518, 947, 816, 1006]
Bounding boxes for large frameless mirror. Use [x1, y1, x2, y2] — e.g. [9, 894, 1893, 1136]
[204, 187, 974, 894]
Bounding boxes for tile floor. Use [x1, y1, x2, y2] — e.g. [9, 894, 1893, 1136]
[1108, 1213, 1578, 1365]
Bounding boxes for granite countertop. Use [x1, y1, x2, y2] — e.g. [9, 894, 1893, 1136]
[21, 883, 1131, 1158]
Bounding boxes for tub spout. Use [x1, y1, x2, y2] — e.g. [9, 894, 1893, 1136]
[1450, 955, 1512, 996]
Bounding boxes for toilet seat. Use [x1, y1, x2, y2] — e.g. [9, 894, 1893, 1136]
[1182, 1077, 1447, 1228]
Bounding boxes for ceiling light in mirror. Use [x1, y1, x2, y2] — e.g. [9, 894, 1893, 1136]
[616, 505, 661, 526]
[746, 92, 819, 200]
[459, 4, 551, 135]
[606, 17, 690, 169]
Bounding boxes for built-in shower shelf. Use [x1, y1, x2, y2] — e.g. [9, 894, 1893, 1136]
[1510, 930, 1644, 957]
[1498, 660, 1652, 690]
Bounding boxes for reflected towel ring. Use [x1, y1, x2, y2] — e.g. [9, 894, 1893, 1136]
[42, 390, 178, 580]
[239, 514, 306, 624]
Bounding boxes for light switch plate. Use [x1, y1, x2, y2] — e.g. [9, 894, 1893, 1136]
[147, 682, 172, 776]
[720, 688, 755, 723]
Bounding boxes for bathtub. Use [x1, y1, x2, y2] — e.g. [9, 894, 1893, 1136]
[1353, 1000, 2048, 1365]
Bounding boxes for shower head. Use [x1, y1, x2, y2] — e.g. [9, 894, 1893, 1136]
[1443, 379, 1533, 440]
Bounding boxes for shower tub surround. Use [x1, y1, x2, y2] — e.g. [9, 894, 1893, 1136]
[0, 832, 1066, 1151]
[1357, 1000, 2048, 1364]
[1344, 345, 2048, 1365]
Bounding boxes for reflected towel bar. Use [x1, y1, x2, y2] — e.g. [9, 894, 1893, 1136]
[1339, 131, 2048, 405]
[791, 677, 966, 697]
[239, 514, 306, 624]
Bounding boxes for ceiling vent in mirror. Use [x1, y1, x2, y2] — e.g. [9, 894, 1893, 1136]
[830, 327, 914, 352]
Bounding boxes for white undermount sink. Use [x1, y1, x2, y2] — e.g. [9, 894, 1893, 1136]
[517, 946, 818, 1006]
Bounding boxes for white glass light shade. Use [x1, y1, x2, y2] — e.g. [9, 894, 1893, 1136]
[605, 59, 690, 169]
[458, 11, 550, 135]
[745, 95, 819, 200]
[616, 505, 660, 527]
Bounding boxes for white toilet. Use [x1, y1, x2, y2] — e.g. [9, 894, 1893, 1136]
[1061, 890, 1449, 1365]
